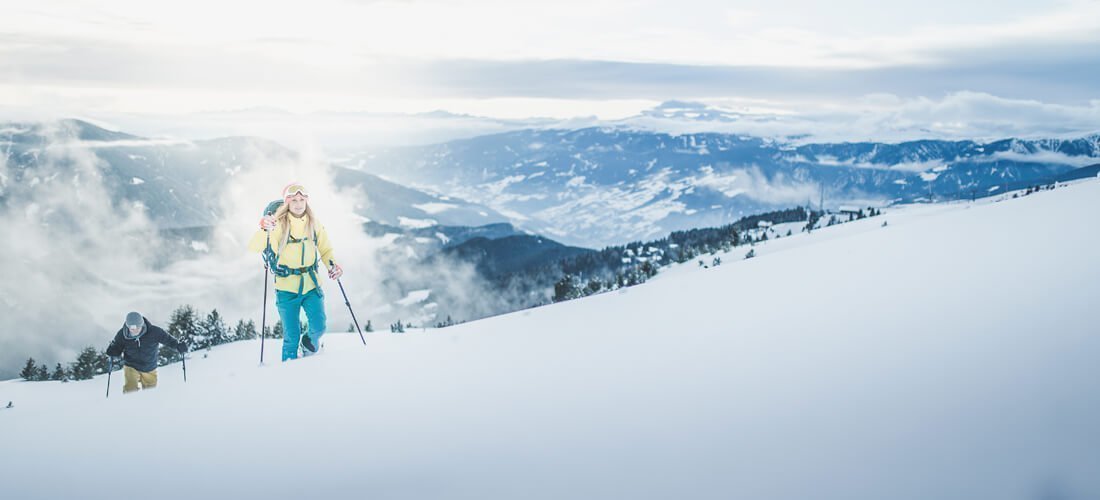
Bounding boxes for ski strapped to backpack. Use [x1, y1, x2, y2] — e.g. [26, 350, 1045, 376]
[261, 199, 323, 295]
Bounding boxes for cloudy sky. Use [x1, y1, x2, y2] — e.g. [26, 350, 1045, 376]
[1, 0, 1098, 141]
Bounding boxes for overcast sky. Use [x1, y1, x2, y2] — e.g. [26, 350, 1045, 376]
[1, 0, 1098, 138]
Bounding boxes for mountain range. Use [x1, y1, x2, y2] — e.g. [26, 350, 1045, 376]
[0, 120, 510, 233]
[345, 127, 1100, 246]
[6, 119, 1098, 250]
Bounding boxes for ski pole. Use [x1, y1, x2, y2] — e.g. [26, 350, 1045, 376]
[105, 356, 113, 399]
[260, 263, 269, 364]
[181, 351, 187, 383]
[259, 229, 271, 365]
[331, 260, 366, 345]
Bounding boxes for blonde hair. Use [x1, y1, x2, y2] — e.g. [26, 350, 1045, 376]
[273, 201, 319, 257]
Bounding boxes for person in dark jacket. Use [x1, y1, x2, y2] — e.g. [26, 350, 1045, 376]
[106, 312, 187, 393]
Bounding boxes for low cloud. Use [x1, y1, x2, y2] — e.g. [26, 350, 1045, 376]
[0, 124, 535, 378]
[987, 150, 1100, 167]
[0, 122, 163, 377]
[730, 166, 821, 206]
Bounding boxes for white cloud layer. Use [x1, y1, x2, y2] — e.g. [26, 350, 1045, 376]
[1, 0, 1098, 118]
[619, 92, 1100, 144]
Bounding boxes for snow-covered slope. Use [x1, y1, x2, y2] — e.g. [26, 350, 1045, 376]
[2, 180, 1098, 500]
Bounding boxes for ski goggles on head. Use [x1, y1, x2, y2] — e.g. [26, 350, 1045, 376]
[282, 183, 309, 199]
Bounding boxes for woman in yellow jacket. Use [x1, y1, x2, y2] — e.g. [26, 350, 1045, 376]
[248, 182, 343, 361]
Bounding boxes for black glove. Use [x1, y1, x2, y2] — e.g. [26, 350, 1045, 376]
[177, 343, 188, 354]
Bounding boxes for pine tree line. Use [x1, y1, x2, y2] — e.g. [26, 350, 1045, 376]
[21, 346, 117, 382]
[483, 205, 888, 309]
[424, 206, 847, 327]
[531, 207, 814, 303]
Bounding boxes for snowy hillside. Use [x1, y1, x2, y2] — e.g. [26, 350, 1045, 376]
[2, 179, 1098, 500]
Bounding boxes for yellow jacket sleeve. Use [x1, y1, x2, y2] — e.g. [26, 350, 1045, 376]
[316, 224, 336, 270]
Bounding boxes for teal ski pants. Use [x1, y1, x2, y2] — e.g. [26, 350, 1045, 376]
[275, 288, 326, 361]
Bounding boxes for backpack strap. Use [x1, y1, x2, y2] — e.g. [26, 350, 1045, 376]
[260, 200, 324, 295]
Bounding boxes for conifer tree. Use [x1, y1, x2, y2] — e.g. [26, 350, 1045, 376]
[234, 319, 257, 340]
[51, 363, 67, 381]
[19, 358, 37, 381]
[70, 347, 101, 380]
[200, 309, 229, 346]
[167, 305, 200, 351]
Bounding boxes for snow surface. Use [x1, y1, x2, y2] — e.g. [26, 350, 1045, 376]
[397, 216, 437, 229]
[412, 202, 459, 214]
[2, 181, 1099, 499]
